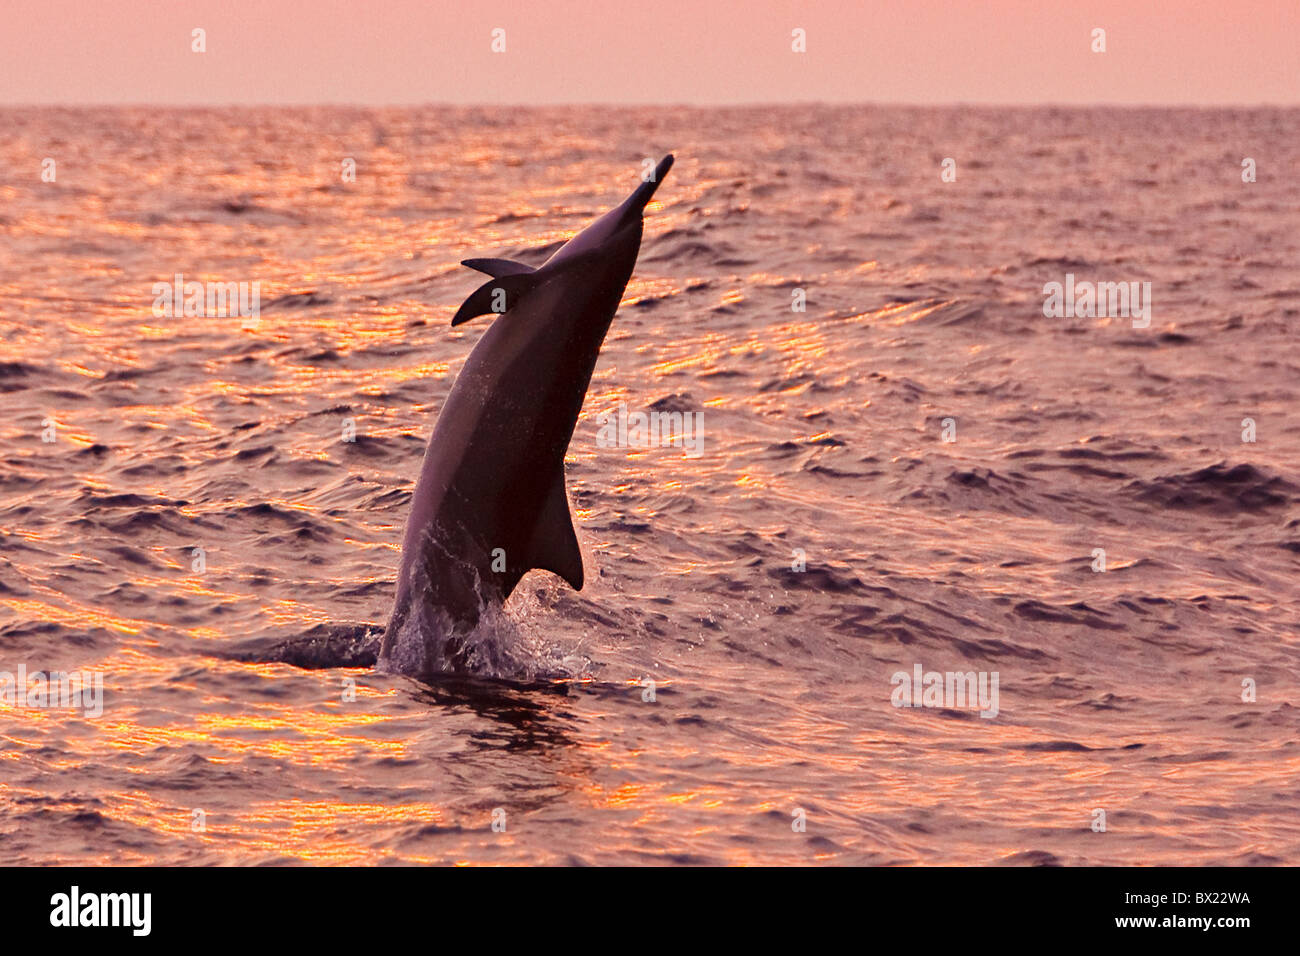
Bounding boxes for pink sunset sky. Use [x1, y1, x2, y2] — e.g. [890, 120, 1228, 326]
[1, 0, 1296, 105]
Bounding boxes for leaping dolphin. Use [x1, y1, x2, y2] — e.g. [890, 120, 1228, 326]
[378, 155, 675, 678]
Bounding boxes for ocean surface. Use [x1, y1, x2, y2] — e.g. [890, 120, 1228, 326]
[1, 105, 1298, 865]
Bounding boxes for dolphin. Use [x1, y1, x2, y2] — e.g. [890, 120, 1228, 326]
[378, 155, 675, 678]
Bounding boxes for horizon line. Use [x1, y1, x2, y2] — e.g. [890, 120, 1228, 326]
[5, 100, 1299, 110]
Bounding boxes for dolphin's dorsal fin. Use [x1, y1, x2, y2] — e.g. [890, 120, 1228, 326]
[462, 257, 536, 279]
[451, 271, 543, 326]
[521, 469, 584, 592]
[452, 243, 626, 326]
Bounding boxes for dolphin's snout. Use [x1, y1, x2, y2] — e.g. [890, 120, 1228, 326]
[653, 154, 674, 184]
[629, 153, 675, 210]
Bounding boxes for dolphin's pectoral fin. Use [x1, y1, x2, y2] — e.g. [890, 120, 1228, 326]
[450, 272, 543, 326]
[519, 471, 584, 594]
[461, 257, 537, 279]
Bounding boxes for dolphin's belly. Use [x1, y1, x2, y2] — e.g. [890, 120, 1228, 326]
[388, 285, 599, 619]
[378, 169, 655, 678]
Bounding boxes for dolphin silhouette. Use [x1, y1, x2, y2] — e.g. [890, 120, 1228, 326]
[378, 155, 675, 677]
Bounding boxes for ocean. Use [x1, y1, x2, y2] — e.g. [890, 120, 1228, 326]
[1, 105, 1297, 864]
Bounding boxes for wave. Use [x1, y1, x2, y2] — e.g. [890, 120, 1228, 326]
[1126, 462, 1298, 514]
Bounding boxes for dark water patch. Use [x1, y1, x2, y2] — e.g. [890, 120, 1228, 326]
[99, 581, 158, 605]
[1013, 599, 1124, 631]
[1062, 438, 1169, 462]
[340, 434, 392, 459]
[93, 511, 186, 535]
[996, 850, 1064, 866]
[258, 526, 331, 547]
[1149, 749, 1235, 764]
[0, 620, 113, 650]
[148, 751, 251, 791]
[232, 445, 278, 462]
[486, 210, 543, 224]
[1076, 693, 1132, 711]
[35, 387, 93, 402]
[646, 392, 698, 414]
[948, 634, 1050, 661]
[0, 560, 32, 596]
[644, 232, 747, 267]
[1026, 255, 1096, 270]
[365, 487, 412, 510]
[1232, 852, 1285, 865]
[79, 490, 188, 509]
[329, 579, 391, 599]
[263, 290, 333, 311]
[228, 502, 323, 529]
[628, 292, 674, 310]
[1127, 462, 1297, 514]
[212, 198, 304, 224]
[803, 461, 877, 479]
[99, 366, 148, 382]
[767, 564, 864, 593]
[222, 623, 381, 669]
[396, 822, 472, 844]
[102, 543, 166, 568]
[607, 517, 653, 534]
[308, 403, 356, 417]
[0, 361, 44, 383]
[948, 468, 1000, 490]
[118, 457, 190, 481]
[928, 467, 1042, 516]
[765, 440, 803, 458]
[1021, 460, 1130, 480]
[926, 299, 987, 326]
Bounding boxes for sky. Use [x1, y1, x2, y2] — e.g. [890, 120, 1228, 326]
[1, 0, 1296, 105]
